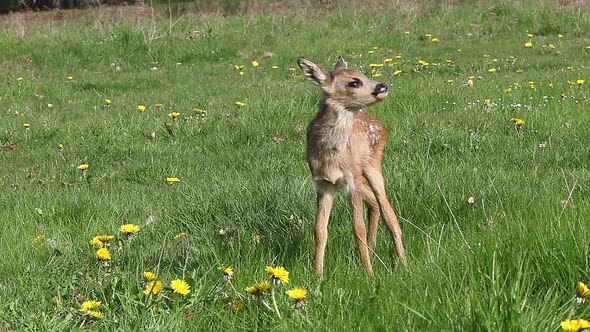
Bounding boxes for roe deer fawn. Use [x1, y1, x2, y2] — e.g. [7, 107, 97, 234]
[297, 57, 407, 277]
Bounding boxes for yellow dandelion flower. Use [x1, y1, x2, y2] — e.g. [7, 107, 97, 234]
[372, 73, 382, 78]
[265, 265, 289, 285]
[33, 235, 45, 243]
[484, 99, 492, 106]
[524, 42, 533, 48]
[549, 43, 556, 49]
[231, 299, 245, 311]
[395, 54, 403, 59]
[234, 65, 244, 70]
[446, 79, 454, 83]
[77, 164, 89, 171]
[23, 123, 30, 129]
[558, 34, 564, 38]
[58, 143, 64, 151]
[104, 99, 112, 106]
[466, 79, 474, 87]
[90, 235, 114, 246]
[511, 117, 525, 127]
[87, 310, 104, 319]
[404, 31, 410, 35]
[393, 70, 402, 76]
[369, 63, 384, 68]
[488, 68, 497, 73]
[155, 103, 163, 109]
[431, 37, 440, 42]
[96, 248, 111, 261]
[286, 287, 308, 301]
[219, 266, 234, 278]
[120, 224, 140, 235]
[384, 58, 393, 63]
[170, 279, 191, 295]
[527, 33, 534, 38]
[561, 319, 590, 332]
[271, 65, 279, 69]
[192, 108, 204, 114]
[166, 177, 180, 184]
[144, 280, 163, 295]
[367, 50, 374, 54]
[577, 79, 585, 85]
[235, 101, 246, 107]
[80, 300, 101, 312]
[175, 232, 187, 239]
[251, 60, 260, 67]
[578, 282, 590, 297]
[143, 271, 156, 281]
[67, 76, 74, 81]
[168, 112, 181, 119]
[245, 281, 271, 296]
[137, 105, 147, 112]
[17, 77, 24, 81]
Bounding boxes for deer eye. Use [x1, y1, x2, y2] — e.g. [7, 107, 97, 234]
[348, 79, 362, 88]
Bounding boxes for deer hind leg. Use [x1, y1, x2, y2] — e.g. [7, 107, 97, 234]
[314, 181, 336, 277]
[363, 168, 407, 266]
[360, 178, 380, 252]
[348, 183, 374, 276]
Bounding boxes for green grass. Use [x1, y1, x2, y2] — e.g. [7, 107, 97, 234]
[1, 1, 590, 330]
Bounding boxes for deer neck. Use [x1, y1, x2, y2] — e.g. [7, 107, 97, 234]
[314, 97, 358, 151]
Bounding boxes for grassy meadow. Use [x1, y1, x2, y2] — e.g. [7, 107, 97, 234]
[1, 1, 590, 330]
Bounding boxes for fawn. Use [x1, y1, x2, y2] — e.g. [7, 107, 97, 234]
[297, 57, 407, 277]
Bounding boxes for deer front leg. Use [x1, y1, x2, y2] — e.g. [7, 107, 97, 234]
[349, 187, 374, 276]
[363, 168, 407, 266]
[314, 182, 335, 277]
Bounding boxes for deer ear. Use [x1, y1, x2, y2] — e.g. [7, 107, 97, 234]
[298, 58, 331, 86]
[334, 56, 348, 71]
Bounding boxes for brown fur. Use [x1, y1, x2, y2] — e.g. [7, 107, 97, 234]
[298, 57, 407, 276]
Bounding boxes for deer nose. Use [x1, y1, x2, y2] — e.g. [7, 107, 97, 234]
[372, 83, 388, 95]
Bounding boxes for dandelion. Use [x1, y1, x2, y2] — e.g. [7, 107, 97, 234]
[524, 42, 533, 48]
[484, 99, 492, 106]
[265, 265, 289, 285]
[219, 266, 234, 280]
[96, 247, 111, 261]
[527, 33, 534, 38]
[549, 43, 556, 49]
[511, 118, 525, 127]
[175, 232, 187, 239]
[192, 108, 204, 114]
[166, 177, 180, 184]
[561, 319, 590, 332]
[168, 112, 181, 119]
[369, 63, 384, 68]
[137, 105, 147, 112]
[120, 224, 140, 236]
[286, 287, 308, 301]
[58, 143, 64, 152]
[144, 280, 163, 295]
[395, 54, 403, 59]
[559, 34, 564, 38]
[17, 77, 24, 81]
[67, 76, 74, 81]
[466, 79, 474, 87]
[170, 279, 191, 296]
[235, 101, 246, 107]
[234, 65, 244, 70]
[577, 79, 585, 85]
[77, 164, 89, 171]
[86, 310, 104, 319]
[80, 300, 101, 311]
[271, 65, 279, 69]
[230, 299, 245, 311]
[393, 70, 402, 76]
[143, 271, 156, 282]
[23, 123, 30, 130]
[245, 281, 271, 296]
[431, 37, 440, 42]
[446, 79, 454, 83]
[155, 103, 163, 109]
[90, 235, 114, 247]
[488, 68, 497, 73]
[252, 60, 260, 67]
[577, 282, 590, 303]
[367, 50, 374, 54]
[404, 31, 410, 35]
[252, 234, 261, 244]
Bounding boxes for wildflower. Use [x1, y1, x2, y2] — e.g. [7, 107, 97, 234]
[271, 65, 279, 69]
[561, 319, 590, 332]
[431, 37, 440, 42]
[96, 248, 111, 261]
[265, 266, 289, 285]
[168, 112, 181, 119]
[230, 299, 245, 311]
[219, 266, 234, 279]
[90, 235, 114, 246]
[418, 60, 429, 66]
[234, 65, 244, 70]
[175, 232, 187, 239]
[549, 43, 556, 49]
[33, 235, 45, 243]
[104, 99, 112, 106]
[170, 279, 191, 295]
[367, 50, 374, 54]
[286, 287, 308, 301]
[80, 300, 101, 312]
[446, 80, 454, 83]
[579, 282, 590, 296]
[192, 108, 204, 114]
[235, 101, 246, 107]
[144, 280, 163, 295]
[384, 58, 393, 63]
[137, 105, 147, 112]
[86, 310, 104, 319]
[251, 60, 260, 67]
[143, 271, 156, 282]
[155, 103, 163, 109]
[77, 164, 89, 171]
[166, 177, 180, 184]
[393, 70, 402, 76]
[120, 224, 140, 236]
[395, 54, 403, 59]
[17, 77, 24, 81]
[446, 59, 453, 64]
[487, 68, 497, 73]
[58, 143, 64, 152]
[404, 31, 410, 35]
[484, 99, 492, 106]
[577, 79, 585, 85]
[468, 196, 475, 205]
[372, 73, 382, 78]
[466, 79, 474, 87]
[245, 281, 271, 296]
[559, 34, 564, 38]
[527, 33, 534, 38]
[67, 76, 74, 81]
[529, 81, 535, 89]
[369, 63, 384, 68]
[524, 42, 533, 48]
[23, 123, 30, 129]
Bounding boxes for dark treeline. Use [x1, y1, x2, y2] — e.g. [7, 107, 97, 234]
[0, 0, 140, 14]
